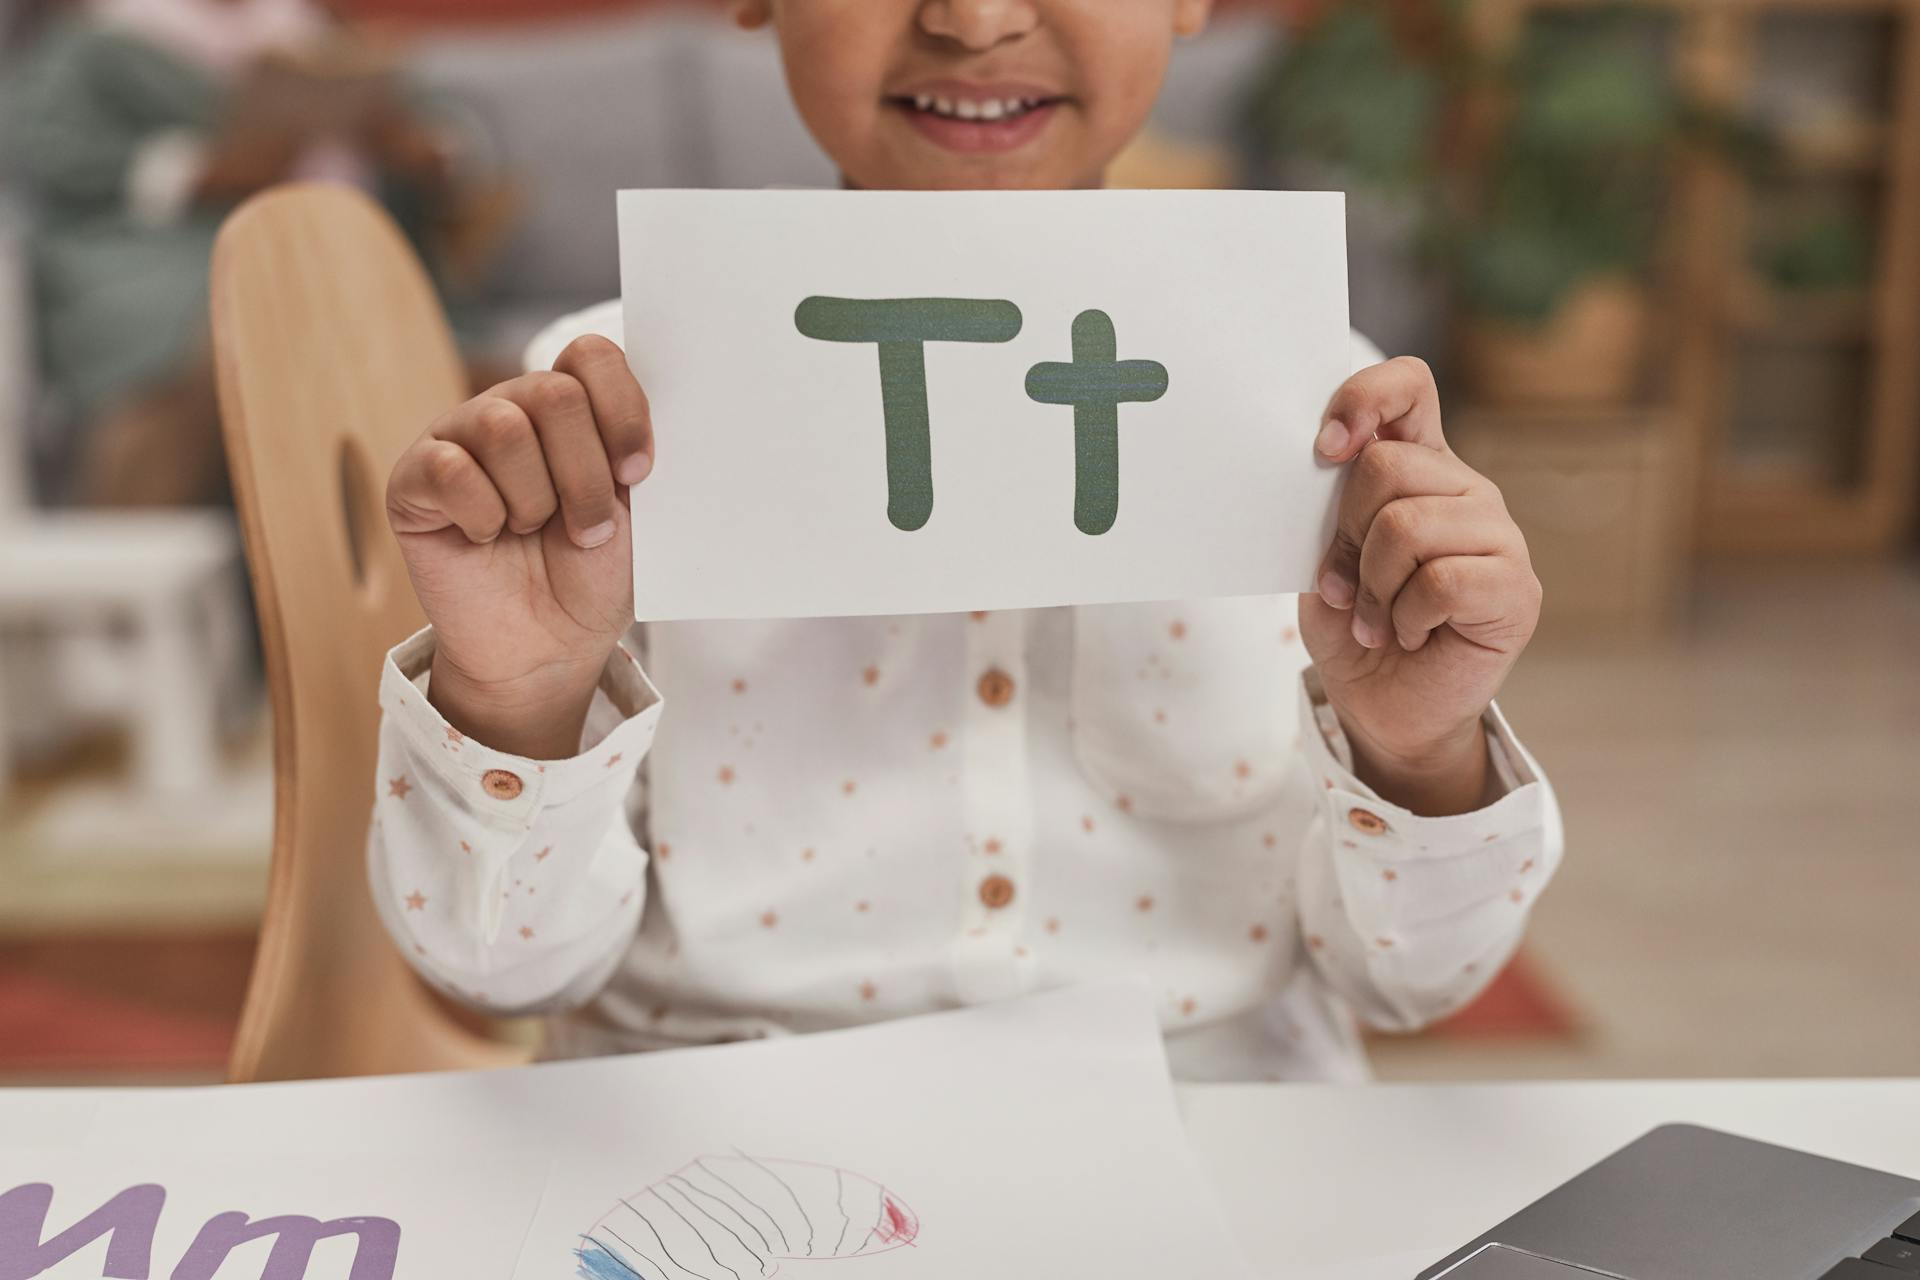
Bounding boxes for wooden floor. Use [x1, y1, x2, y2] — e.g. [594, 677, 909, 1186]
[1375, 557, 1920, 1081]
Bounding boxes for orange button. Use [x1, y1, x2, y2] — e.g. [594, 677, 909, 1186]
[978, 874, 1016, 909]
[482, 769, 524, 801]
[976, 668, 1016, 708]
[1347, 807, 1390, 837]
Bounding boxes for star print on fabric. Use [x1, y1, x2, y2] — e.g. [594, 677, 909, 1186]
[717, 765, 735, 785]
[1179, 998, 1197, 1017]
[1249, 924, 1269, 943]
[404, 891, 427, 911]
[1115, 794, 1134, 814]
[842, 779, 857, 796]
[862, 665, 880, 686]
[855, 900, 870, 913]
[760, 910, 778, 928]
[1136, 895, 1154, 912]
[982, 837, 1003, 855]
[858, 981, 878, 1002]
[732, 678, 748, 694]
[1081, 816, 1095, 833]
[1306, 934, 1326, 950]
[1375, 937, 1395, 949]
[518, 926, 535, 941]
[619, 891, 634, 907]
[605, 753, 623, 769]
[387, 776, 412, 800]
[459, 841, 472, 855]
[1234, 760, 1252, 780]
[1520, 857, 1535, 872]
[1487, 833, 1504, 843]
[534, 846, 552, 862]
[969, 611, 988, 621]
[1509, 888, 1526, 904]
[1261, 832, 1277, 849]
[657, 842, 672, 860]
[1153, 709, 1167, 724]
[929, 730, 948, 750]
[1382, 869, 1398, 882]
[801, 847, 815, 862]
[444, 727, 464, 744]
[1281, 625, 1298, 643]
[1045, 917, 1061, 934]
[1169, 620, 1187, 640]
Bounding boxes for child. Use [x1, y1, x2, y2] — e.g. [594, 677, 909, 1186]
[371, 0, 1558, 1082]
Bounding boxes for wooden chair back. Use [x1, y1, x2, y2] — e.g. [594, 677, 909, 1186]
[211, 184, 529, 1082]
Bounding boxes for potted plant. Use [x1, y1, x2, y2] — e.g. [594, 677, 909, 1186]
[1244, 3, 1749, 406]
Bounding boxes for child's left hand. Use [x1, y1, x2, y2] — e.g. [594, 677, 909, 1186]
[1299, 357, 1542, 815]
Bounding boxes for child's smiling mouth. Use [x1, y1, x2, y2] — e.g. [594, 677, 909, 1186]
[886, 81, 1068, 155]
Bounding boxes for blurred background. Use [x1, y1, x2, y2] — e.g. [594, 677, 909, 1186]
[0, 0, 1914, 1086]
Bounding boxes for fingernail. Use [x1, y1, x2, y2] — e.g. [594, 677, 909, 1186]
[1318, 568, 1355, 609]
[577, 520, 617, 549]
[1351, 614, 1381, 649]
[616, 452, 653, 486]
[1316, 418, 1350, 458]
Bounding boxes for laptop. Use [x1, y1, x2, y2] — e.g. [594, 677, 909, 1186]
[1419, 1124, 1920, 1280]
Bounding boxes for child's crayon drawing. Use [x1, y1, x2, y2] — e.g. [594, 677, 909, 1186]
[575, 1153, 918, 1279]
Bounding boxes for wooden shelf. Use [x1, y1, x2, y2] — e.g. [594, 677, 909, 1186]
[1725, 275, 1875, 340]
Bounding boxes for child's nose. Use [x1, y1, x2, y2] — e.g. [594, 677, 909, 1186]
[917, 0, 1041, 51]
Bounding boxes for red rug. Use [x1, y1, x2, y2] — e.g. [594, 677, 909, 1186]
[0, 970, 233, 1073]
[1428, 951, 1581, 1039]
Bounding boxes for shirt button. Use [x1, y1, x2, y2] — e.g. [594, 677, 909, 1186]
[976, 668, 1016, 708]
[1347, 807, 1390, 837]
[978, 874, 1016, 910]
[482, 769, 524, 801]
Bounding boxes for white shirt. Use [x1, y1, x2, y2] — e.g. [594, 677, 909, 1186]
[367, 302, 1563, 1082]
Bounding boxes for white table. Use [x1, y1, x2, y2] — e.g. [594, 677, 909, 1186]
[5, 1079, 1917, 1274]
[1177, 1080, 1920, 1269]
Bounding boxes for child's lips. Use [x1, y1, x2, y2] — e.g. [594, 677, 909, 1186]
[889, 97, 1063, 155]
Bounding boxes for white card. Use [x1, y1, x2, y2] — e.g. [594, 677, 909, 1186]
[0, 1149, 544, 1279]
[619, 189, 1349, 620]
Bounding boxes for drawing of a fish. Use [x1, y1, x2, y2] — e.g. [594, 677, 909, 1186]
[576, 1153, 918, 1279]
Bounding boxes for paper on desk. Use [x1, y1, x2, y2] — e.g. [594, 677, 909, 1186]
[619, 188, 1350, 620]
[77, 984, 1256, 1279]
[0, 1148, 545, 1279]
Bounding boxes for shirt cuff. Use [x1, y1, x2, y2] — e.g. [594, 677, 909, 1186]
[127, 129, 211, 226]
[1297, 667, 1550, 856]
[378, 626, 662, 830]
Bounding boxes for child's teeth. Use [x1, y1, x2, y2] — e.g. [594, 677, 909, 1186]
[935, 97, 954, 116]
[956, 100, 980, 120]
[978, 99, 1005, 120]
[915, 94, 932, 111]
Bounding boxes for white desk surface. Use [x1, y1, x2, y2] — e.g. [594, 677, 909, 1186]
[1176, 1079, 1920, 1269]
[5, 1078, 1918, 1274]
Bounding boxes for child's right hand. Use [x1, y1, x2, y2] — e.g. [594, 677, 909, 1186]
[386, 336, 654, 759]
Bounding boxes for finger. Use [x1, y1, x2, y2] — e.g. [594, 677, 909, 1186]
[387, 438, 507, 544]
[1315, 440, 1484, 609]
[1390, 555, 1541, 654]
[1351, 497, 1522, 650]
[492, 371, 620, 549]
[432, 396, 558, 537]
[552, 334, 654, 487]
[1316, 356, 1446, 462]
